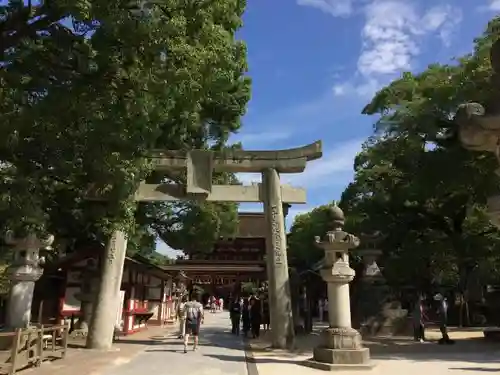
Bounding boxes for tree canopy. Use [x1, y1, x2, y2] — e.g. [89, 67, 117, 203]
[288, 17, 500, 306]
[338, 17, 500, 292]
[288, 204, 333, 270]
[0, 0, 251, 258]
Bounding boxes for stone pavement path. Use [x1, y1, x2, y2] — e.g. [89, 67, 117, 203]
[248, 326, 500, 375]
[101, 312, 249, 375]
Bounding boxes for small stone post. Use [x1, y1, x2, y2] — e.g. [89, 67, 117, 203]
[304, 205, 373, 370]
[4, 231, 54, 329]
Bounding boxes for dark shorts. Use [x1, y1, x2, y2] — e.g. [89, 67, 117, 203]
[185, 320, 199, 336]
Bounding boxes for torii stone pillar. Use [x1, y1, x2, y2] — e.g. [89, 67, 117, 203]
[263, 168, 294, 348]
[304, 205, 373, 371]
[4, 231, 54, 329]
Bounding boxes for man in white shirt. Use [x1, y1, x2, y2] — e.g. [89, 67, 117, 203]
[183, 293, 204, 353]
[177, 295, 187, 338]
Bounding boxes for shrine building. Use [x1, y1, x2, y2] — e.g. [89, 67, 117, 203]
[33, 246, 175, 336]
[161, 212, 268, 298]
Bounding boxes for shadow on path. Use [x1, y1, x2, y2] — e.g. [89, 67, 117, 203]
[245, 328, 500, 368]
[449, 368, 500, 372]
[99, 313, 252, 375]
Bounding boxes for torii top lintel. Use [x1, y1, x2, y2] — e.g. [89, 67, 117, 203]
[148, 141, 323, 174]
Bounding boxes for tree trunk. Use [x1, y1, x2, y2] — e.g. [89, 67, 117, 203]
[86, 230, 128, 350]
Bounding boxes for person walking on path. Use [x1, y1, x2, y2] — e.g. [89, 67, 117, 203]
[262, 298, 270, 332]
[177, 295, 187, 339]
[412, 295, 427, 343]
[230, 296, 242, 335]
[435, 293, 454, 345]
[242, 298, 251, 338]
[183, 293, 204, 353]
[250, 297, 262, 339]
[210, 296, 217, 313]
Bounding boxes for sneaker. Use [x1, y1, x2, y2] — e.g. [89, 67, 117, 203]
[183, 347, 187, 353]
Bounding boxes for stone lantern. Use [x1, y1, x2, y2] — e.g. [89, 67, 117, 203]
[353, 234, 408, 335]
[4, 231, 54, 329]
[356, 233, 385, 284]
[304, 205, 373, 370]
[456, 39, 500, 227]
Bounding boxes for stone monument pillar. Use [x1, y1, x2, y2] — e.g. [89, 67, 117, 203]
[305, 205, 373, 370]
[4, 231, 54, 329]
[262, 168, 294, 349]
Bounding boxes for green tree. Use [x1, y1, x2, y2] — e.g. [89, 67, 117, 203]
[340, 17, 500, 325]
[1, 0, 250, 347]
[0, 0, 250, 254]
[288, 204, 334, 270]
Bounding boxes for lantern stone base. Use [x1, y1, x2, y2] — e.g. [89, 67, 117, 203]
[303, 328, 374, 371]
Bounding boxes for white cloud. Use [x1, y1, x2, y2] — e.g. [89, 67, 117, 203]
[238, 89, 360, 144]
[358, 2, 461, 77]
[236, 138, 363, 189]
[358, 2, 419, 77]
[297, 0, 354, 17]
[421, 5, 462, 47]
[282, 138, 363, 188]
[488, 0, 500, 11]
[325, 1, 462, 97]
[333, 78, 380, 98]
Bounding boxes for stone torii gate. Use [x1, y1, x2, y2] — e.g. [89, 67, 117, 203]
[88, 141, 322, 350]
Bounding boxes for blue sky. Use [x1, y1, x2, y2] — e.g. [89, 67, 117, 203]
[157, 0, 499, 256]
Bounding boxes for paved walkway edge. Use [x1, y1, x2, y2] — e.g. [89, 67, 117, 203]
[243, 339, 259, 375]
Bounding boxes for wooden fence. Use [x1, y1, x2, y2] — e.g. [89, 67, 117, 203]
[0, 324, 69, 375]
